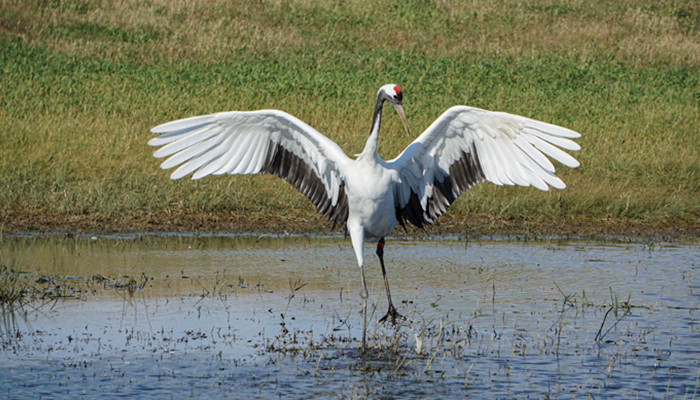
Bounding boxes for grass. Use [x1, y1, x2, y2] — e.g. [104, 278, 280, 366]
[0, 264, 29, 310]
[0, 258, 82, 336]
[0, 0, 698, 234]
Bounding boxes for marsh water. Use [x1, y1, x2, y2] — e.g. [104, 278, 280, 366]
[1, 234, 698, 399]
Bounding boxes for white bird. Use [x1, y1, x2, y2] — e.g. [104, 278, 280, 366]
[148, 84, 581, 331]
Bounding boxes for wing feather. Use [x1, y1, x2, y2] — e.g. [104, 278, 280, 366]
[159, 129, 226, 170]
[525, 120, 581, 138]
[152, 125, 220, 158]
[208, 132, 254, 176]
[525, 126, 581, 151]
[387, 106, 580, 230]
[149, 110, 352, 227]
[192, 132, 251, 179]
[228, 132, 265, 175]
[148, 118, 215, 145]
[524, 135, 580, 168]
[168, 135, 234, 180]
[512, 135, 555, 172]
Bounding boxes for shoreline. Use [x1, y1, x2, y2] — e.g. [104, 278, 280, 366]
[2, 210, 697, 242]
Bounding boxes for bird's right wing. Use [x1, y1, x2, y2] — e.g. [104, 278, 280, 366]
[148, 110, 353, 227]
[386, 106, 581, 231]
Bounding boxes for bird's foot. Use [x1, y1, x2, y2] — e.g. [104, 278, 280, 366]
[377, 303, 406, 326]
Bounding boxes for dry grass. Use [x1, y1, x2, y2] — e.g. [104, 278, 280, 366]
[0, 0, 698, 234]
[3, 0, 698, 65]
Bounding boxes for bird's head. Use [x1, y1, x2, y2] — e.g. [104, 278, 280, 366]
[378, 84, 411, 136]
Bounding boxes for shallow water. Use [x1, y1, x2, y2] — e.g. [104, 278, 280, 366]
[1, 234, 698, 399]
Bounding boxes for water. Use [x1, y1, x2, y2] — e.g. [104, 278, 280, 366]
[1, 234, 698, 399]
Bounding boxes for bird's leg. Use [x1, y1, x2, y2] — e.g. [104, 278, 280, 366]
[359, 264, 369, 301]
[349, 224, 369, 349]
[359, 263, 369, 349]
[376, 238, 406, 326]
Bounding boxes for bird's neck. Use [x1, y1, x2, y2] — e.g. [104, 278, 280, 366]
[359, 98, 384, 161]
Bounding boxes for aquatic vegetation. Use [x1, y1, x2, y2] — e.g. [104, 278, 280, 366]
[0, 265, 29, 309]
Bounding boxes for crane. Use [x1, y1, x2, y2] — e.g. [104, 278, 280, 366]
[148, 84, 581, 341]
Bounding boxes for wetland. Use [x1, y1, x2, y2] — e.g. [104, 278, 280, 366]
[1, 234, 698, 399]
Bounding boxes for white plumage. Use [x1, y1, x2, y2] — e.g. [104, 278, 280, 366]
[149, 84, 580, 332]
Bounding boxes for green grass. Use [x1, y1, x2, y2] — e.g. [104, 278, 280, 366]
[0, 0, 698, 233]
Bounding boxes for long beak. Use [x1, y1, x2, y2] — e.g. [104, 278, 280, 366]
[392, 103, 411, 136]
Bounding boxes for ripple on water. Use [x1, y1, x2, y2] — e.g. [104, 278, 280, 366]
[0, 235, 698, 399]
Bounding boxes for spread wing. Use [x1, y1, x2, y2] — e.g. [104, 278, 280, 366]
[148, 110, 353, 227]
[386, 106, 581, 231]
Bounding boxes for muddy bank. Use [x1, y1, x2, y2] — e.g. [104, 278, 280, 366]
[2, 209, 697, 240]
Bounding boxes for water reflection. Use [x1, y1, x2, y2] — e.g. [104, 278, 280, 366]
[0, 234, 698, 399]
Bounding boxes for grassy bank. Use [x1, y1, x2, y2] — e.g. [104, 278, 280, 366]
[1, 0, 698, 236]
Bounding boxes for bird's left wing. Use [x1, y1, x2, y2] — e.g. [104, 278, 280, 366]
[148, 110, 353, 227]
[385, 106, 581, 231]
